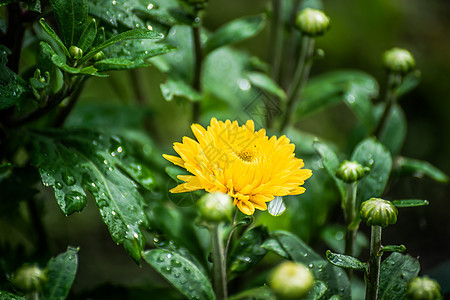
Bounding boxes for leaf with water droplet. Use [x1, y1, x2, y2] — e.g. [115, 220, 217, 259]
[143, 249, 215, 300]
[326, 250, 367, 273]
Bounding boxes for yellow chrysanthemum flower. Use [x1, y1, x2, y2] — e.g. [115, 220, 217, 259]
[163, 118, 312, 215]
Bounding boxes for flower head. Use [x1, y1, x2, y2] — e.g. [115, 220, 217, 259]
[163, 118, 312, 215]
[383, 47, 415, 73]
[268, 261, 314, 298]
[360, 198, 398, 228]
[295, 8, 330, 37]
[407, 276, 442, 300]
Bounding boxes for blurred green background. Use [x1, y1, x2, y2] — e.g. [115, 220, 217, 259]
[31, 0, 450, 297]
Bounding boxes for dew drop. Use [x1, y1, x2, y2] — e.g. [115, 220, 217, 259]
[244, 257, 252, 263]
[174, 272, 181, 278]
[166, 253, 172, 259]
[62, 173, 76, 185]
[161, 266, 171, 274]
[147, 3, 153, 10]
[308, 263, 314, 268]
[303, 253, 308, 257]
[183, 267, 191, 273]
[55, 181, 63, 189]
[157, 256, 164, 263]
[238, 78, 251, 91]
[268, 196, 286, 216]
[171, 260, 182, 267]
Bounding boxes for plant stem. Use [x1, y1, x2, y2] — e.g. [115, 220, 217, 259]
[365, 225, 382, 300]
[53, 78, 86, 127]
[27, 198, 49, 257]
[191, 10, 203, 123]
[210, 224, 227, 300]
[280, 36, 315, 132]
[344, 182, 358, 257]
[373, 73, 402, 137]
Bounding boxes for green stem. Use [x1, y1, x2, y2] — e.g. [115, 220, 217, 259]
[365, 225, 382, 300]
[373, 73, 402, 137]
[344, 182, 358, 257]
[210, 224, 227, 300]
[191, 10, 203, 123]
[280, 36, 315, 132]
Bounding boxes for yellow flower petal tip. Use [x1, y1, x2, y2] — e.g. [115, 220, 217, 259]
[163, 118, 312, 215]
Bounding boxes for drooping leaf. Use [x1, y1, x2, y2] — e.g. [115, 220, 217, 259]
[313, 140, 346, 205]
[39, 18, 70, 57]
[41, 246, 79, 300]
[326, 250, 367, 272]
[30, 129, 152, 262]
[297, 70, 379, 130]
[160, 77, 202, 102]
[262, 230, 350, 299]
[396, 70, 421, 97]
[0, 46, 28, 110]
[394, 157, 449, 183]
[204, 14, 267, 56]
[49, 0, 88, 46]
[77, 18, 97, 52]
[378, 252, 420, 300]
[246, 71, 286, 100]
[143, 249, 215, 300]
[392, 199, 429, 208]
[376, 103, 407, 156]
[351, 137, 392, 207]
[228, 226, 269, 278]
[79, 28, 163, 65]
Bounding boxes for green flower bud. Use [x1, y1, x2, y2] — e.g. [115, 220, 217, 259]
[295, 8, 330, 37]
[407, 276, 442, 300]
[336, 160, 370, 183]
[360, 198, 398, 228]
[269, 261, 314, 299]
[197, 192, 234, 223]
[69, 45, 83, 60]
[383, 47, 415, 73]
[92, 51, 105, 61]
[10, 264, 47, 293]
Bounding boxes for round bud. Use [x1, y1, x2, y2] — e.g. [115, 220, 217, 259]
[360, 198, 398, 228]
[383, 47, 415, 73]
[92, 51, 105, 61]
[407, 276, 442, 300]
[268, 261, 314, 299]
[10, 264, 47, 293]
[197, 192, 234, 223]
[336, 160, 370, 183]
[295, 8, 330, 37]
[69, 46, 83, 60]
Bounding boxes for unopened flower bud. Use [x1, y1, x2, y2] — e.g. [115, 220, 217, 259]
[10, 264, 47, 293]
[336, 160, 370, 183]
[197, 192, 234, 223]
[407, 276, 442, 300]
[383, 48, 415, 73]
[295, 8, 330, 37]
[360, 198, 398, 228]
[69, 45, 83, 59]
[269, 261, 314, 299]
[92, 51, 105, 61]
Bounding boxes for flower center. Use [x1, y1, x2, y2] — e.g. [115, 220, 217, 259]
[235, 147, 259, 163]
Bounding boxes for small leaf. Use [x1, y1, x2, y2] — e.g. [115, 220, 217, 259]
[49, 0, 88, 46]
[351, 137, 392, 208]
[304, 281, 327, 300]
[397, 70, 421, 97]
[160, 77, 202, 102]
[39, 18, 70, 57]
[204, 14, 266, 56]
[378, 252, 420, 300]
[0, 46, 28, 109]
[41, 246, 79, 300]
[377, 103, 407, 156]
[246, 71, 286, 99]
[395, 157, 449, 183]
[79, 28, 163, 65]
[228, 287, 275, 300]
[0, 291, 25, 300]
[77, 18, 97, 52]
[228, 226, 269, 278]
[392, 199, 429, 208]
[143, 249, 215, 300]
[379, 245, 406, 255]
[326, 250, 367, 272]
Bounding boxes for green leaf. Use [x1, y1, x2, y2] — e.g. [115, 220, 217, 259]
[79, 28, 163, 65]
[42, 246, 79, 300]
[297, 70, 379, 129]
[0, 291, 25, 300]
[304, 281, 327, 300]
[397, 70, 421, 97]
[49, 0, 88, 46]
[378, 252, 420, 300]
[39, 18, 70, 57]
[30, 129, 150, 262]
[379, 245, 406, 255]
[77, 18, 97, 52]
[160, 77, 202, 102]
[392, 199, 429, 208]
[351, 137, 392, 208]
[228, 226, 269, 278]
[246, 71, 286, 99]
[143, 249, 215, 300]
[204, 14, 267, 56]
[395, 157, 449, 183]
[326, 250, 367, 272]
[0, 46, 28, 109]
[262, 231, 350, 299]
[313, 140, 346, 206]
[228, 287, 275, 300]
[377, 103, 407, 156]
[40, 42, 102, 76]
